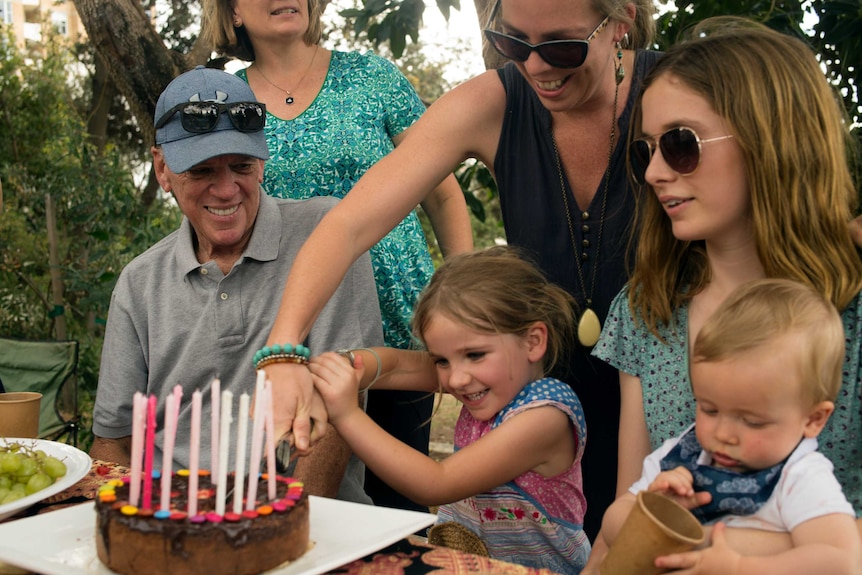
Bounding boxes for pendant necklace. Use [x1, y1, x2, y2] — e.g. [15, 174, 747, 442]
[552, 47, 623, 347]
[253, 45, 319, 105]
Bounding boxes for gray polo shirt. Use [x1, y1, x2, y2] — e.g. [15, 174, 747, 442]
[93, 193, 383, 504]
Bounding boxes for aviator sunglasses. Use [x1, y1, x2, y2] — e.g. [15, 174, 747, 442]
[631, 126, 734, 185]
[155, 101, 266, 134]
[483, 0, 609, 69]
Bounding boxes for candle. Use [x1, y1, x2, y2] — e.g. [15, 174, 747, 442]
[264, 379, 276, 501]
[211, 378, 221, 484]
[188, 390, 202, 517]
[233, 393, 250, 515]
[159, 393, 176, 511]
[129, 392, 145, 507]
[215, 389, 232, 516]
[172, 385, 183, 421]
[142, 394, 157, 509]
[245, 373, 266, 510]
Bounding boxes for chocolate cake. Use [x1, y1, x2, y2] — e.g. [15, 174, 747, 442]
[95, 472, 309, 575]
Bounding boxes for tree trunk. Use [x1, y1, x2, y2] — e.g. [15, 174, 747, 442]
[72, 0, 189, 151]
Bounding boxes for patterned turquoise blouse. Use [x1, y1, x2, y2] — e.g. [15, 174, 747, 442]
[594, 287, 862, 516]
[237, 51, 434, 349]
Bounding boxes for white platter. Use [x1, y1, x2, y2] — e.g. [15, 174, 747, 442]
[0, 438, 91, 522]
[0, 495, 437, 575]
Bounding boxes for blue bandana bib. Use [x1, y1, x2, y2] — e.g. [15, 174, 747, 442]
[659, 427, 787, 523]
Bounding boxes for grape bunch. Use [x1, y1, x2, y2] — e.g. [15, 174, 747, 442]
[0, 441, 67, 505]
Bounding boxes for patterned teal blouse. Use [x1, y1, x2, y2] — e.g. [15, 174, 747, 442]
[238, 51, 434, 349]
[594, 287, 862, 516]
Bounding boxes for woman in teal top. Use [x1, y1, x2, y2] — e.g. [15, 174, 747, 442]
[202, 0, 473, 512]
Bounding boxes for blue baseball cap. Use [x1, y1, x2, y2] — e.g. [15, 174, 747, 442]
[154, 66, 270, 173]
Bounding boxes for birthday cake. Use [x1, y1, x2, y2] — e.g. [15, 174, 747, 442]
[95, 472, 309, 575]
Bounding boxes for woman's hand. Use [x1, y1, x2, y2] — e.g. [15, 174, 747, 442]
[263, 361, 328, 454]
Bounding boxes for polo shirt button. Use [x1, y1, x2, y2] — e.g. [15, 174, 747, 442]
[200, 268, 208, 275]
[220, 293, 228, 300]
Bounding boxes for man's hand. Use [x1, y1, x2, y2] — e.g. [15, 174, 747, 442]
[655, 522, 741, 575]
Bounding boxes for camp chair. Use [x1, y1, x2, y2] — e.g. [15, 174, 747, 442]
[0, 337, 79, 446]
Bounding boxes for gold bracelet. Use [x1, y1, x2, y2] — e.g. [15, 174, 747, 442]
[255, 354, 309, 369]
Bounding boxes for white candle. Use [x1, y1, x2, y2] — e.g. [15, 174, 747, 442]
[215, 389, 232, 516]
[245, 373, 266, 510]
[232, 393, 250, 515]
[159, 393, 176, 511]
[129, 392, 145, 507]
[188, 390, 202, 517]
[210, 378, 221, 484]
[264, 379, 277, 501]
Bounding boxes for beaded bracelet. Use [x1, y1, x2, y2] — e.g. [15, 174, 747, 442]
[253, 343, 310, 370]
[336, 348, 382, 391]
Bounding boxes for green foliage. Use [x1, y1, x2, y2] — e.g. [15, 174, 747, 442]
[340, 0, 460, 57]
[0, 25, 180, 444]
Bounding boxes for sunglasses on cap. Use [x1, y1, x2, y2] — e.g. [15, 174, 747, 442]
[155, 101, 266, 134]
[631, 127, 735, 185]
[483, 5, 610, 70]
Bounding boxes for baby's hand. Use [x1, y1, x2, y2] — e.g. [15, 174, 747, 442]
[649, 466, 711, 510]
[308, 351, 364, 423]
[655, 522, 741, 575]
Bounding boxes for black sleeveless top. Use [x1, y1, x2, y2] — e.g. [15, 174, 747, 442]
[494, 50, 662, 540]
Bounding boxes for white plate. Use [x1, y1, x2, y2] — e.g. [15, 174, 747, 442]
[0, 496, 437, 575]
[0, 438, 91, 522]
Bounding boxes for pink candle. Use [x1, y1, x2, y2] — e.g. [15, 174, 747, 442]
[129, 392, 145, 507]
[172, 385, 183, 421]
[142, 394, 157, 509]
[215, 389, 232, 516]
[264, 379, 276, 501]
[188, 390, 202, 517]
[159, 393, 176, 511]
[210, 378, 221, 484]
[245, 374, 266, 510]
[232, 393, 250, 515]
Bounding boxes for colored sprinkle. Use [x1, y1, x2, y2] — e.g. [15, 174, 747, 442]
[151, 470, 161, 480]
[190, 515, 207, 524]
[205, 512, 224, 523]
[154, 510, 172, 520]
[241, 510, 258, 520]
[99, 493, 117, 503]
[111, 501, 127, 510]
[287, 481, 304, 488]
[272, 501, 288, 512]
[120, 505, 138, 516]
[121, 476, 131, 484]
[224, 512, 242, 522]
[257, 505, 273, 516]
[138, 508, 155, 518]
[170, 511, 187, 521]
[199, 469, 211, 477]
[177, 469, 190, 477]
[108, 479, 125, 487]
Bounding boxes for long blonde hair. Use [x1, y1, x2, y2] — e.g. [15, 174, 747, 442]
[628, 17, 862, 336]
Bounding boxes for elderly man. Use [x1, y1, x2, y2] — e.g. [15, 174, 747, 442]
[90, 66, 382, 503]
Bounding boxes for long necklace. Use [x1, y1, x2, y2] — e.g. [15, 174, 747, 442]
[553, 51, 623, 347]
[253, 45, 319, 105]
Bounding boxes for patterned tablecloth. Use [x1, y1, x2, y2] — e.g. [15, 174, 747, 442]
[0, 460, 562, 575]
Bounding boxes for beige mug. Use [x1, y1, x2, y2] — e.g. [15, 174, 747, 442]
[601, 490, 705, 575]
[0, 392, 43, 439]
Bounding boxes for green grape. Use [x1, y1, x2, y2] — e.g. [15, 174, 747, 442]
[0, 441, 68, 504]
[25, 472, 52, 495]
[43, 456, 67, 479]
[1, 490, 25, 505]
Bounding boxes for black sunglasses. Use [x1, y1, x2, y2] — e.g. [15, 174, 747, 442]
[155, 101, 266, 134]
[631, 127, 735, 184]
[483, 15, 609, 69]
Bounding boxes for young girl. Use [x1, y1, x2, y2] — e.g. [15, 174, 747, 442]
[309, 246, 590, 573]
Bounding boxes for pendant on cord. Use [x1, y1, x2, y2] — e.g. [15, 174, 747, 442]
[578, 308, 602, 347]
[285, 96, 295, 105]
